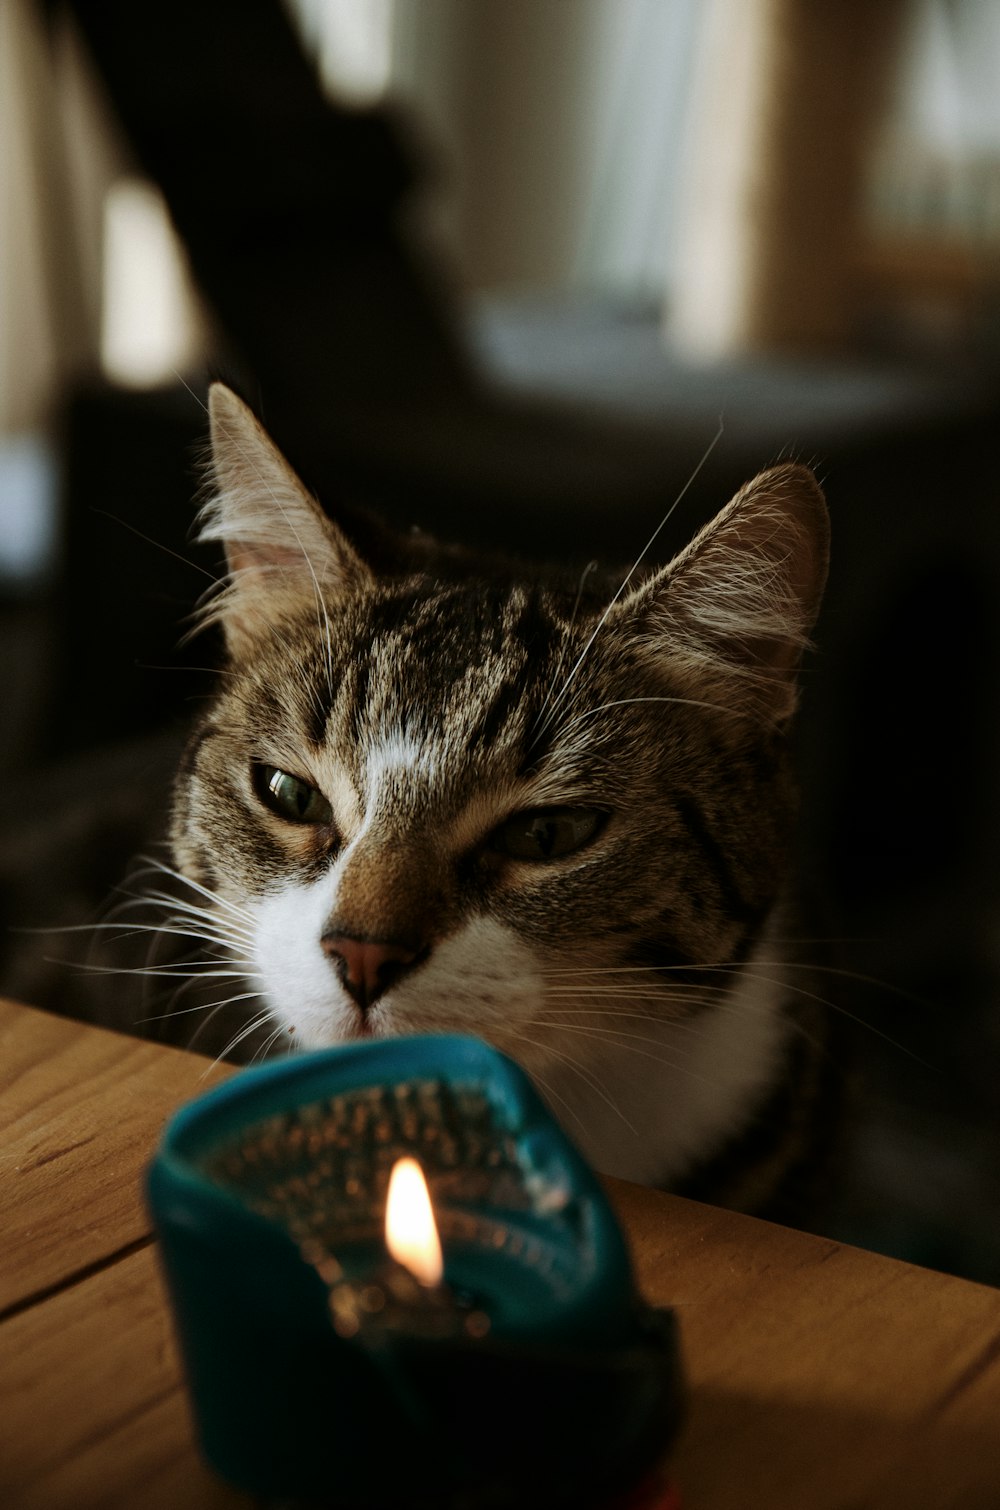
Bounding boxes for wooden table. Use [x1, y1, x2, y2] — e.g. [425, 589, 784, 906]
[3, 998, 1000, 1510]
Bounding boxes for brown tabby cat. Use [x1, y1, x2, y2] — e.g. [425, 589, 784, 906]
[166, 384, 833, 1221]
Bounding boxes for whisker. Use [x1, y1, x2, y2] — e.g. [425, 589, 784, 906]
[536, 1005, 701, 1022]
[679, 963, 930, 1064]
[137, 987, 265, 1026]
[503, 1027, 637, 1135]
[90, 507, 218, 583]
[251, 1021, 292, 1065]
[555, 693, 748, 740]
[47, 915, 256, 955]
[186, 994, 265, 1056]
[538, 953, 926, 1063]
[531, 417, 724, 743]
[128, 853, 257, 915]
[498, 1038, 590, 1139]
[532, 557, 599, 731]
[530, 1019, 714, 1083]
[201, 1006, 276, 1074]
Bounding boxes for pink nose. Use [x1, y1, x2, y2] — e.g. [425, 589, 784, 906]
[320, 932, 423, 1011]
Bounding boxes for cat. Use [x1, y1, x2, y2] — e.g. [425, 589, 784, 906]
[160, 382, 835, 1220]
[0, 381, 834, 1219]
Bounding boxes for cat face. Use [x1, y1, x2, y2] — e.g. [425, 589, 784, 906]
[170, 385, 828, 1183]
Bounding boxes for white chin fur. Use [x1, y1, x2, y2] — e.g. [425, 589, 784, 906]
[249, 877, 790, 1188]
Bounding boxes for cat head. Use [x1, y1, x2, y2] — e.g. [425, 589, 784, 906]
[171, 384, 828, 1175]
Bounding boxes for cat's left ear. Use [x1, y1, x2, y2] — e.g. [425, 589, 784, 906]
[199, 384, 372, 654]
[615, 463, 829, 723]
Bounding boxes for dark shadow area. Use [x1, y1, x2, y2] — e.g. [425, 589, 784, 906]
[679, 1386, 1000, 1509]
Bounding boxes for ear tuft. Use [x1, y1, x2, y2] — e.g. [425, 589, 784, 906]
[621, 462, 829, 723]
[197, 384, 371, 654]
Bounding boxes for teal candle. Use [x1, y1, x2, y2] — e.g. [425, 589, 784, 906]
[147, 1034, 683, 1507]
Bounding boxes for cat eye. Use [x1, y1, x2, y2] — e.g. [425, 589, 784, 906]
[488, 807, 605, 863]
[254, 765, 333, 826]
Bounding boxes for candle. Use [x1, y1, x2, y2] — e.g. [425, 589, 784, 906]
[324, 1154, 488, 1347]
[147, 1034, 684, 1507]
[385, 1156, 443, 1286]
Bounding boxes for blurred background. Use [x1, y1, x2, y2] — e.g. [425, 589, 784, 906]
[2, 0, 1000, 1283]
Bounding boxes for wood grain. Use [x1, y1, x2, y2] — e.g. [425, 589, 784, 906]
[3, 1000, 1000, 1509]
[612, 1181, 1000, 1510]
[0, 1243, 240, 1510]
[0, 1000, 230, 1314]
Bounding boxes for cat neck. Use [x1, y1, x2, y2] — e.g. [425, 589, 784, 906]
[541, 922, 794, 1188]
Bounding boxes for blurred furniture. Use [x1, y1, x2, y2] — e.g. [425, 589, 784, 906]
[671, 0, 906, 357]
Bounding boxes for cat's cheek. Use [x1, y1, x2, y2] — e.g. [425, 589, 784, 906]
[384, 916, 545, 1042]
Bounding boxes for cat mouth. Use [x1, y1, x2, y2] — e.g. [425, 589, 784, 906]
[348, 1009, 379, 1041]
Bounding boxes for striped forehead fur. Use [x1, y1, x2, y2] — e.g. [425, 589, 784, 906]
[235, 576, 623, 802]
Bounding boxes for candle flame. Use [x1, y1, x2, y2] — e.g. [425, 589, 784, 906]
[385, 1157, 443, 1287]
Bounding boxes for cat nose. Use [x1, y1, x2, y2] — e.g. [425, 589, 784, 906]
[320, 931, 424, 1011]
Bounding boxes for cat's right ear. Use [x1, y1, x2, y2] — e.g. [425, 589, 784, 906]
[198, 384, 372, 655]
[609, 462, 829, 725]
